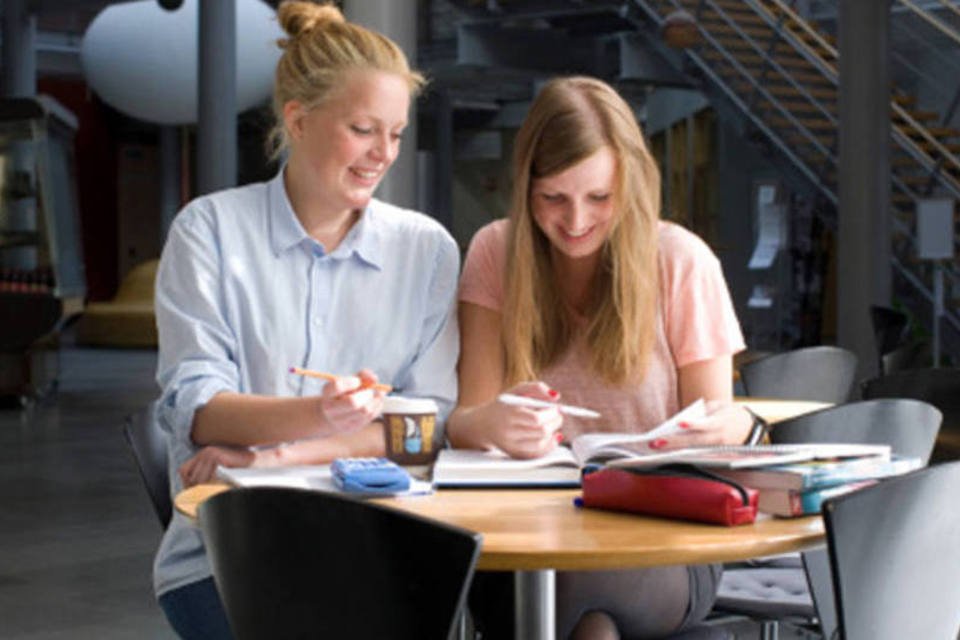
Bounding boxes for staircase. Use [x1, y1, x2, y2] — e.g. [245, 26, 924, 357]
[630, 0, 960, 362]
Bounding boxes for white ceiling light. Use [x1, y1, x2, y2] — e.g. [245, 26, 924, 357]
[80, 0, 282, 125]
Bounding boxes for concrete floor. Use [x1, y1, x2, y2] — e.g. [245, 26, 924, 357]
[0, 346, 175, 639]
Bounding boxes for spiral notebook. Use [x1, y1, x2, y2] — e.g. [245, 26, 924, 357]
[604, 443, 891, 471]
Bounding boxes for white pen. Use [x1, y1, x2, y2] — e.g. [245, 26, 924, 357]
[497, 393, 601, 419]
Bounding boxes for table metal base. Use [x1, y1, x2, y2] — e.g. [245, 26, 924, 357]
[515, 569, 555, 640]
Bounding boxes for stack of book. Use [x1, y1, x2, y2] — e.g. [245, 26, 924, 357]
[713, 455, 923, 517]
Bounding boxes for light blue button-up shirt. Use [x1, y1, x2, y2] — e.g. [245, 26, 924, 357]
[153, 169, 459, 597]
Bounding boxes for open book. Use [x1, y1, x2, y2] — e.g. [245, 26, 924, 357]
[432, 399, 707, 487]
[432, 398, 893, 486]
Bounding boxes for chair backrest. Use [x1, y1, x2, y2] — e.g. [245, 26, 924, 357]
[860, 368, 960, 429]
[773, 398, 943, 640]
[823, 462, 960, 640]
[121, 402, 172, 528]
[769, 398, 942, 463]
[199, 487, 483, 640]
[879, 339, 931, 376]
[739, 346, 858, 403]
[869, 305, 909, 367]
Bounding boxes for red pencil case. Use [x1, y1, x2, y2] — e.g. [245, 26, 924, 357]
[579, 463, 759, 526]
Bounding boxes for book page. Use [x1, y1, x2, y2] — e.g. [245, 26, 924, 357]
[571, 398, 706, 464]
[433, 446, 577, 471]
[431, 447, 581, 487]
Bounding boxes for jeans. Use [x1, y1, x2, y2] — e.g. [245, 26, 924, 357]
[158, 577, 233, 640]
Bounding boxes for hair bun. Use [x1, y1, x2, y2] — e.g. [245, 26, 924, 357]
[277, 1, 345, 40]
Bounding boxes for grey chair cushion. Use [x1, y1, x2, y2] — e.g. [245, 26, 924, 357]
[669, 625, 734, 639]
[714, 567, 814, 618]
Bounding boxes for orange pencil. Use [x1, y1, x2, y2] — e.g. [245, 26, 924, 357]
[288, 367, 393, 392]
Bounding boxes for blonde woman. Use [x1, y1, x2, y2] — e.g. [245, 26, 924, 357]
[447, 76, 752, 638]
[152, 3, 458, 637]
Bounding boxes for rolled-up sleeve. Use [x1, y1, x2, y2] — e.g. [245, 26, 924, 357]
[394, 231, 460, 423]
[155, 204, 240, 444]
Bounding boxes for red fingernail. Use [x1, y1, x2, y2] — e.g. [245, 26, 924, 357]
[678, 422, 690, 430]
[548, 390, 559, 398]
[650, 439, 668, 450]
[555, 432, 565, 443]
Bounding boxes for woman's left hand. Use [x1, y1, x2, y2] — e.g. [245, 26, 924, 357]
[654, 401, 753, 450]
[178, 444, 288, 487]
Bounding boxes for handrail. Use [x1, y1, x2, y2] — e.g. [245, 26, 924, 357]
[757, 0, 960, 196]
[890, 106, 960, 197]
[724, 1, 960, 296]
[632, 0, 960, 344]
[703, 0, 838, 128]
[938, 0, 960, 21]
[693, 0, 837, 166]
[761, 0, 838, 59]
[628, 0, 838, 204]
[893, 256, 960, 334]
[897, 0, 960, 48]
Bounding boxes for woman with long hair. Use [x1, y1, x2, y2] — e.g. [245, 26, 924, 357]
[448, 76, 752, 638]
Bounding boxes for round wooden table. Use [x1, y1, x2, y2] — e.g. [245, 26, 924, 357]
[177, 483, 824, 639]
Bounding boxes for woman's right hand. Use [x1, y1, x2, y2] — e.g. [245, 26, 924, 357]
[479, 381, 563, 459]
[317, 369, 387, 436]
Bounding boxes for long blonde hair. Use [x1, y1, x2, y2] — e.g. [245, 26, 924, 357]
[268, 1, 426, 159]
[502, 76, 661, 386]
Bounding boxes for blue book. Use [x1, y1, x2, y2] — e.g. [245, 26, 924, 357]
[713, 455, 922, 492]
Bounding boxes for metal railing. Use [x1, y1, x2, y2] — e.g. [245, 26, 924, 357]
[630, 0, 960, 347]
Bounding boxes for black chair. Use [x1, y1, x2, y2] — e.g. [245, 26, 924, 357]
[823, 461, 960, 639]
[869, 305, 909, 374]
[768, 398, 941, 461]
[199, 487, 482, 640]
[861, 367, 960, 461]
[879, 339, 930, 376]
[121, 401, 172, 528]
[713, 399, 943, 639]
[739, 346, 858, 403]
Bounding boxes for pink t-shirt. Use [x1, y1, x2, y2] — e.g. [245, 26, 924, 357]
[458, 219, 745, 440]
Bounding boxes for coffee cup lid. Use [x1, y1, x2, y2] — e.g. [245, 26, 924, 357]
[382, 396, 438, 414]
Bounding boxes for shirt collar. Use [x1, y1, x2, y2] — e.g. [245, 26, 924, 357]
[267, 167, 383, 269]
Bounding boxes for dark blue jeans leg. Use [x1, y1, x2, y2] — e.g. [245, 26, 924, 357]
[158, 577, 234, 640]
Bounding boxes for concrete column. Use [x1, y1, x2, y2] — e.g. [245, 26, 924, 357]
[837, 1, 891, 380]
[433, 90, 454, 230]
[159, 126, 181, 242]
[344, 0, 419, 211]
[2, 0, 35, 97]
[2, 0, 37, 269]
[197, 0, 236, 195]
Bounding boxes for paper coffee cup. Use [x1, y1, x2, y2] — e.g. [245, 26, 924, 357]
[381, 396, 441, 465]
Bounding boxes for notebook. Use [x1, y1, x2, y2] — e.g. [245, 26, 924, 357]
[215, 464, 434, 497]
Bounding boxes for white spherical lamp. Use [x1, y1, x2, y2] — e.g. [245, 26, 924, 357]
[81, 0, 283, 125]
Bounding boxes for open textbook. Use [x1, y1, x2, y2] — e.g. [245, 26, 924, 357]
[432, 399, 891, 486]
[432, 399, 707, 487]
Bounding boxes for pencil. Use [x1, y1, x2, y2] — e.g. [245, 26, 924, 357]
[288, 367, 393, 392]
[497, 393, 601, 419]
